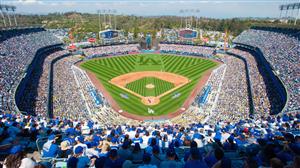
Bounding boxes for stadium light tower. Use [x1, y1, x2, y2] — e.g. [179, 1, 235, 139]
[113, 9, 117, 30]
[179, 9, 184, 28]
[296, 4, 300, 25]
[0, 5, 7, 27]
[279, 1, 300, 25]
[4, 5, 12, 27]
[180, 8, 200, 29]
[102, 9, 106, 28]
[11, 6, 17, 26]
[190, 9, 194, 28]
[108, 9, 112, 28]
[98, 9, 117, 30]
[97, 10, 101, 31]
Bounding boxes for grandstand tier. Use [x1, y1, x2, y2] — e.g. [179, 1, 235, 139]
[0, 27, 299, 168]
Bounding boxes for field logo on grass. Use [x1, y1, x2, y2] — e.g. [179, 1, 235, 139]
[148, 108, 155, 114]
[139, 56, 161, 65]
[120, 93, 129, 99]
[172, 93, 181, 99]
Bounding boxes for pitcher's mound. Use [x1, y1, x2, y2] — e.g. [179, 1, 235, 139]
[146, 84, 155, 89]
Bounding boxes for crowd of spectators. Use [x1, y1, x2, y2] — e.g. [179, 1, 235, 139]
[159, 44, 215, 57]
[0, 112, 298, 168]
[157, 45, 252, 123]
[0, 29, 61, 113]
[0, 28, 45, 42]
[228, 49, 281, 118]
[213, 54, 250, 123]
[170, 65, 227, 126]
[83, 44, 140, 58]
[234, 29, 300, 113]
[52, 56, 89, 120]
[197, 65, 227, 120]
[19, 50, 67, 117]
[196, 65, 226, 113]
[0, 28, 299, 168]
[71, 65, 137, 126]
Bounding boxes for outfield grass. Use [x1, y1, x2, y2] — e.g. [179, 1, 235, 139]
[80, 54, 218, 116]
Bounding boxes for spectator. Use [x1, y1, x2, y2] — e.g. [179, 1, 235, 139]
[104, 149, 125, 168]
[58, 140, 72, 158]
[160, 149, 183, 168]
[42, 135, 59, 158]
[118, 141, 132, 160]
[270, 157, 284, 168]
[73, 136, 88, 156]
[132, 143, 143, 163]
[185, 148, 208, 168]
[150, 145, 165, 167]
[3, 145, 36, 168]
[138, 154, 157, 168]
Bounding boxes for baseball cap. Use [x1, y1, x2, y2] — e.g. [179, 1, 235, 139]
[75, 136, 84, 143]
[48, 134, 57, 141]
[74, 146, 84, 154]
[111, 137, 118, 143]
[10, 145, 22, 154]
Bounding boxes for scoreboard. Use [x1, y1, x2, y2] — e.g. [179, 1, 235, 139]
[178, 29, 197, 39]
[99, 29, 119, 39]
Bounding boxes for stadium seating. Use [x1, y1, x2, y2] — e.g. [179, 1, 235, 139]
[234, 28, 300, 113]
[0, 28, 62, 113]
[159, 44, 215, 57]
[0, 28, 299, 168]
[0, 112, 298, 167]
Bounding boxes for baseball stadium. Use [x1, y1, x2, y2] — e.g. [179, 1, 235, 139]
[79, 54, 218, 120]
[0, 0, 299, 168]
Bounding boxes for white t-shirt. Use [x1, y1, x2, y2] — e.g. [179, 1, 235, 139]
[81, 125, 90, 135]
[3, 158, 36, 168]
[20, 158, 36, 168]
[142, 136, 150, 146]
[86, 148, 99, 158]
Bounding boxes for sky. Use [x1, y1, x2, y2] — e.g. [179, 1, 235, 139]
[2, 0, 299, 18]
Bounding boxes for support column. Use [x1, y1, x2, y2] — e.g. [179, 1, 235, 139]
[0, 9, 6, 27]
[6, 9, 12, 26]
[295, 8, 300, 25]
[12, 10, 17, 26]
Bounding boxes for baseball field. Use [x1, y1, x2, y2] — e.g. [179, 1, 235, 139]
[80, 54, 218, 117]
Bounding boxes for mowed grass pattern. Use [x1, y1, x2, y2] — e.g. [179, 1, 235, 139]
[80, 54, 218, 116]
[126, 77, 174, 97]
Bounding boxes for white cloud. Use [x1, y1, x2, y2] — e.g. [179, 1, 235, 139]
[18, 0, 40, 4]
[7, 0, 44, 5]
[8, 0, 283, 18]
[62, 1, 77, 7]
